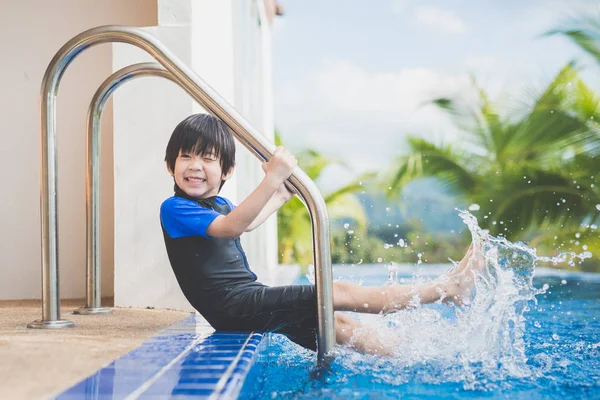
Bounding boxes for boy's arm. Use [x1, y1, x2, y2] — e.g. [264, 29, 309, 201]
[206, 147, 296, 238]
[244, 184, 293, 232]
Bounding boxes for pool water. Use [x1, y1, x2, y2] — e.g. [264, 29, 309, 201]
[244, 271, 600, 399]
[242, 211, 600, 399]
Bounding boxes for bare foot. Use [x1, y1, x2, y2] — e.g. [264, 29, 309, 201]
[436, 244, 484, 305]
[447, 244, 473, 277]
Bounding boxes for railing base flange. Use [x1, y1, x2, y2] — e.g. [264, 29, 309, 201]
[27, 319, 74, 329]
[73, 307, 113, 315]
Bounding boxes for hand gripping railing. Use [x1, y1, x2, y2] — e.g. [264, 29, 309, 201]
[27, 25, 336, 361]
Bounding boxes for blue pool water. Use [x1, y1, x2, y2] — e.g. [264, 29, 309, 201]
[241, 211, 600, 399]
[241, 268, 600, 399]
[56, 209, 598, 399]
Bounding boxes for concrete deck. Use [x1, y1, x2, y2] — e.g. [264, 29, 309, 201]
[0, 299, 192, 399]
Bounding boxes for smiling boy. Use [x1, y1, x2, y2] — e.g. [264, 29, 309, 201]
[160, 113, 482, 354]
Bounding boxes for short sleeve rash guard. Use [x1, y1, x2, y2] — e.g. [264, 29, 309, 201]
[160, 196, 235, 238]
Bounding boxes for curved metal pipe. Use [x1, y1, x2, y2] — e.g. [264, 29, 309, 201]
[29, 26, 335, 361]
[74, 63, 178, 315]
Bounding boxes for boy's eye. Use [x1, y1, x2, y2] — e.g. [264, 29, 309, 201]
[180, 154, 191, 159]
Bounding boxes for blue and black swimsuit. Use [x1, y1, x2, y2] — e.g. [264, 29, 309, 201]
[160, 188, 318, 350]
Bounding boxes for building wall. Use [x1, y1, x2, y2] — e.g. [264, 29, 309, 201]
[0, 0, 278, 306]
[0, 0, 158, 300]
[112, 0, 278, 311]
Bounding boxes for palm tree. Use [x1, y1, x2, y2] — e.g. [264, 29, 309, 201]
[383, 64, 600, 245]
[546, 13, 600, 66]
[275, 135, 370, 266]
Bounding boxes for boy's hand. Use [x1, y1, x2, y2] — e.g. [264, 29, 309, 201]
[262, 146, 297, 187]
[275, 183, 294, 203]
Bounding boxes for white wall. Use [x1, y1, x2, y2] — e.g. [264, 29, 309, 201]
[0, 0, 158, 300]
[0, 0, 278, 306]
[112, 0, 277, 310]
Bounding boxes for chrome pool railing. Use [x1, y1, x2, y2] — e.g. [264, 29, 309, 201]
[27, 25, 335, 362]
[73, 63, 179, 315]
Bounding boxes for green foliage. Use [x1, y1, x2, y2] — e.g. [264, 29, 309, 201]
[276, 144, 369, 266]
[546, 14, 600, 66]
[383, 63, 600, 270]
[277, 15, 600, 270]
[330, 227, 470, 266]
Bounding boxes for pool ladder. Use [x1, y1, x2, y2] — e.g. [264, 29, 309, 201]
[27, 25, 335, 363]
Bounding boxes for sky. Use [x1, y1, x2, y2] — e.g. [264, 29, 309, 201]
[271, 0, 599, 189]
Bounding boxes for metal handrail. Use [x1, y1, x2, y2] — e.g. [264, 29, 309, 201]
[73, 63, 179, 315]
[27, 25, 335, 361]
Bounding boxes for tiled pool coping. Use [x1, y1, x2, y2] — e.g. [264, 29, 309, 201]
[55, 314, 264, 399]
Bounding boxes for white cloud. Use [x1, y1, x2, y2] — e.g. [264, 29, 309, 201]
[275, 59, 475, 175]
[464, 55, 496, 70]
[413, 6, 468, 35]
[391, 0, 412, 14]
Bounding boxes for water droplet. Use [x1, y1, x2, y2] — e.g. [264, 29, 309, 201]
[575, 233, 581, 238]
[363, 303, 369, 308]
[347, 230, 354, 234]
[343, 223, 350, 229]
[596, 204, 600, 211]
[552, 333, 559, 340]
[468, 203, 480, 211]
[561, 279, 567, 285]
[377, 257, 383, 262]
[385, 207, 391, 212]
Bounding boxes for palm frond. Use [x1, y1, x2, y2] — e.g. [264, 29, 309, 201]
[384, 137, 478, 198]
[326, 194, 368, 231]
[546, 14, 600, 65]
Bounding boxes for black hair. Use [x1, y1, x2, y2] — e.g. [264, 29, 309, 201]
[165, 113, 236, 191]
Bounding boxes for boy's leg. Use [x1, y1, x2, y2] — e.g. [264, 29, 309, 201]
[333, 245, 482, 314]
[335, 312, 396, 356]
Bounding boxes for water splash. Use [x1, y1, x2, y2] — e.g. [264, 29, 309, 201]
[331, 209, 592, 390]
[386, 262, 398, 285]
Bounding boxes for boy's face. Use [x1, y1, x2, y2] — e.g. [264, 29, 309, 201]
[168, 149, 233, 200]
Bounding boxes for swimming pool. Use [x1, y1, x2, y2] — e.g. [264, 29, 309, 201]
[240, 211, 599, 399]
[56, 210, 598, 399]
[239, 266, 600, 399]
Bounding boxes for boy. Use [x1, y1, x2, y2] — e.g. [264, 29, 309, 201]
[160, 113, 481, 354]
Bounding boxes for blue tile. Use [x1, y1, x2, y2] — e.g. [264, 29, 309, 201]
[57, 373, 141, 398]
[180, 358, 232, 367]
[162, 369, 223, 379]
[55, 314, 265, 400]
[170, 388, 215, 396]
[169, 376, 221, 385]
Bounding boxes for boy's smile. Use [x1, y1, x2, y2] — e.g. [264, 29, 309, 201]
[169, 150, 233, 199]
